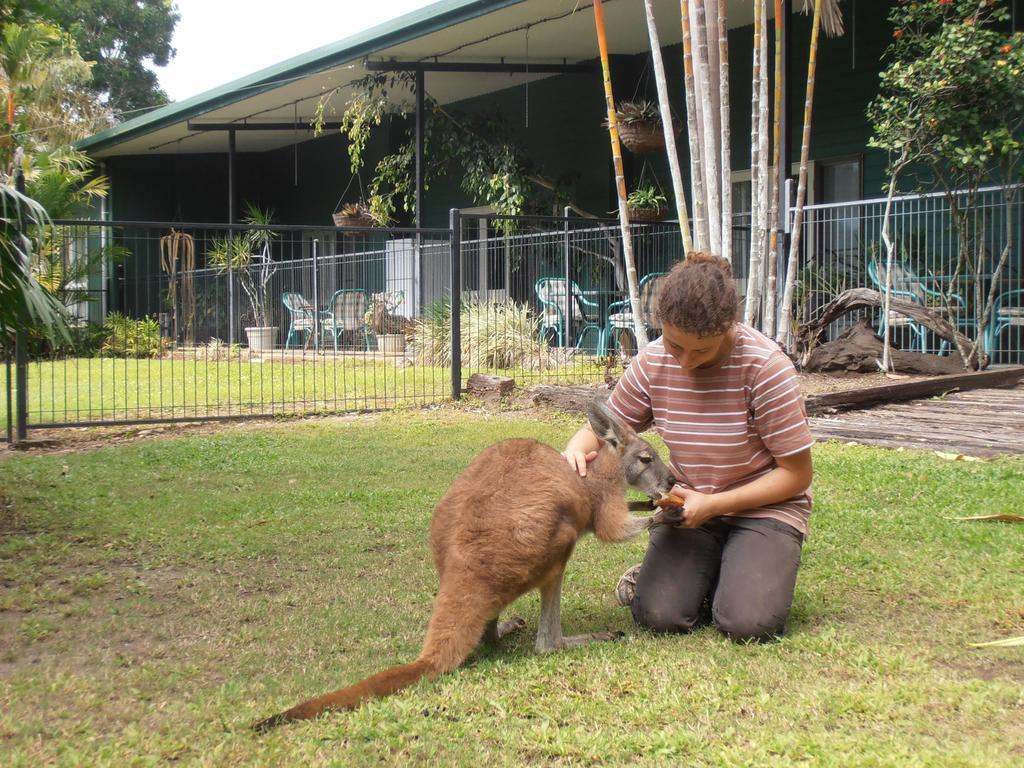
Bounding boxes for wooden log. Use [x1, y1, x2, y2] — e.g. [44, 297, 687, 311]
[805, 320, 965, 375]
[805, 367, 1024, 415]
[466, 374, 515, 397]
[798, 287, 985, 369]
[529, 385, 611, 412]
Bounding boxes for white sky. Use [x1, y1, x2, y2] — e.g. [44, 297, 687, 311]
[153, 0, 435, 103]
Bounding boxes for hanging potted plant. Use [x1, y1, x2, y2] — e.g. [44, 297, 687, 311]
[332, 171, 390, 230]
[207, 203, 279, 352]
[366, 291, 408, 355]
[606, 100, 678, 155]
[332, 200, 382, 229]
[626, 184, 668, 222]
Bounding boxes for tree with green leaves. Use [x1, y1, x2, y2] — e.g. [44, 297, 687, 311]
[868, 0, 1024, 368]
[44, 0, 179, 117]
[2, 20, 112, 173]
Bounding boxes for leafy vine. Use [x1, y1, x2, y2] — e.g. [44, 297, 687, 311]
[315, 73, 574, 225]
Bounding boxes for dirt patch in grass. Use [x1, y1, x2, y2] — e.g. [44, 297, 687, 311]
[1, 410, 387, 458]
[942, 656, 1024, 684]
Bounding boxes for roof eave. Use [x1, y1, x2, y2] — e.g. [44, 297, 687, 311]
[76, 0, 526, 155]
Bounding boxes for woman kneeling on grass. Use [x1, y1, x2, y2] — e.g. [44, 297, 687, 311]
[563, 252, 814, 642]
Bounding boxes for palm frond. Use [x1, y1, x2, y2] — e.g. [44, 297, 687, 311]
[800, 0, 844, 38]
[0, 183, 69, 339]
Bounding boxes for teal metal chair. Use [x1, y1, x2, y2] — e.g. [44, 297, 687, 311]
[320, 288, 372, 352]
[867, 261, 967, 353]
[986, 287, 1024, 360]
[282, 292, 316, 349]
[602, 272, 668, 355]
[535, 277, 602, 350]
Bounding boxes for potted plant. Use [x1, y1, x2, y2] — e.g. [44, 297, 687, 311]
[606, 100, 678, 154]
[332, 198, 388, 231]
[366, 291, 408, 355]
[207, 203, 278, 352]
[626, 184, 668, 222]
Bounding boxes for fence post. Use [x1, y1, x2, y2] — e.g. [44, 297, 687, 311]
[14, 328, 27, 442]
[14, 166, 29, 442]
[563, 206, 572, 348]
[311, 238, 320, 352]
[450, 209, 461, 400]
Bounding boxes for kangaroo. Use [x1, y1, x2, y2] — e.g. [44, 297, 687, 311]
[253, 400, 676, 731]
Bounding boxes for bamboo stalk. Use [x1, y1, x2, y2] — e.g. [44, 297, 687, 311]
[717, 0, 732, 264]
[706, 0, 723, 173]
[643, 0, 693, 253]
[692, 0, 721, 254]
[681, 0, 709, 251]
[778, 0, 822, 347]
[593, 0, 648, 349]
[744, 0, 765, 325]
[764, 0, 784, 337]
[756, 0, 771, 326]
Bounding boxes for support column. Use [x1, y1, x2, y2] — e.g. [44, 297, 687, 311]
[415, 68, 425, 229]
[227, 128, 237, 345]
[228, 128, 237, 225]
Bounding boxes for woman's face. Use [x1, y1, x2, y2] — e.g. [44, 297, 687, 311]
[660, 322, 734, 370]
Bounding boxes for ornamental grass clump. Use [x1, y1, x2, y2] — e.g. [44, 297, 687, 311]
[412, 298, 551, 371]
[463, 299, 549, 370]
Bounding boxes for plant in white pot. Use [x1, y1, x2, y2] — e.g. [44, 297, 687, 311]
[366, 291, 408, 355]
[207, 204, 278, 352]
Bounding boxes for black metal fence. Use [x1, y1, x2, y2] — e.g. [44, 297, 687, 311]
[5, 212, 680, 438]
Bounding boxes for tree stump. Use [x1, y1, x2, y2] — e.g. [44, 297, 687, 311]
[466, 374, 515, 403]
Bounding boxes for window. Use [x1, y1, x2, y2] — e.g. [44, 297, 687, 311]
[816, 156, 863, 263]
[729, 162, 809, 282]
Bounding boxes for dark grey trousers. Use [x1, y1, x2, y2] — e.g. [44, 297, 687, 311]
[631, 516, 804, 642]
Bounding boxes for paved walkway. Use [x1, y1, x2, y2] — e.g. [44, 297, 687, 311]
[808, 383, 1024, 456]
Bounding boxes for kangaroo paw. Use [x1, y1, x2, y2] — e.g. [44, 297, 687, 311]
[497, 617, 527, 638]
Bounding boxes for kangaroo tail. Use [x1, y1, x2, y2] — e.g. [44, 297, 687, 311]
[253, 658, 434, 731]
[253, 578, 498, 732]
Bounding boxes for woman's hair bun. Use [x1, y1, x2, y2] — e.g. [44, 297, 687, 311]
[657, 250, 738, 336]
[683, 251, 733, 279]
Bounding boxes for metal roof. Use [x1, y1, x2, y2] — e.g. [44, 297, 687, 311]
[78, 0, 758, 158]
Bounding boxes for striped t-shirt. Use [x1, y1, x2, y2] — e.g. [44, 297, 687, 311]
[608, 323, 815, 534]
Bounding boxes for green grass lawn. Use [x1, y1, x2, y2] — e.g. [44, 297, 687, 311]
[1, 410, 1022, 766]
[3, 355, 604, 429]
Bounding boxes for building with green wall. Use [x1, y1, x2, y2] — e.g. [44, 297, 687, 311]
[79, 0, 963, 230]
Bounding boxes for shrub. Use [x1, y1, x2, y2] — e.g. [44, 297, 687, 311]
[100, 313, 167, 358]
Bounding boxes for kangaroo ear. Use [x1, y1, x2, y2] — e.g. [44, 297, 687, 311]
[587, 399, 632, 448]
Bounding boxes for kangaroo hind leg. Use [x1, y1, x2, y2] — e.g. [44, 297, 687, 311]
[535, 567, 624, 653]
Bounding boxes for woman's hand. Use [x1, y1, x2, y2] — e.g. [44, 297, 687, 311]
[563, 449, 598, 477]
[662, 486, 721, 528]
[563, 425, 601, 477]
